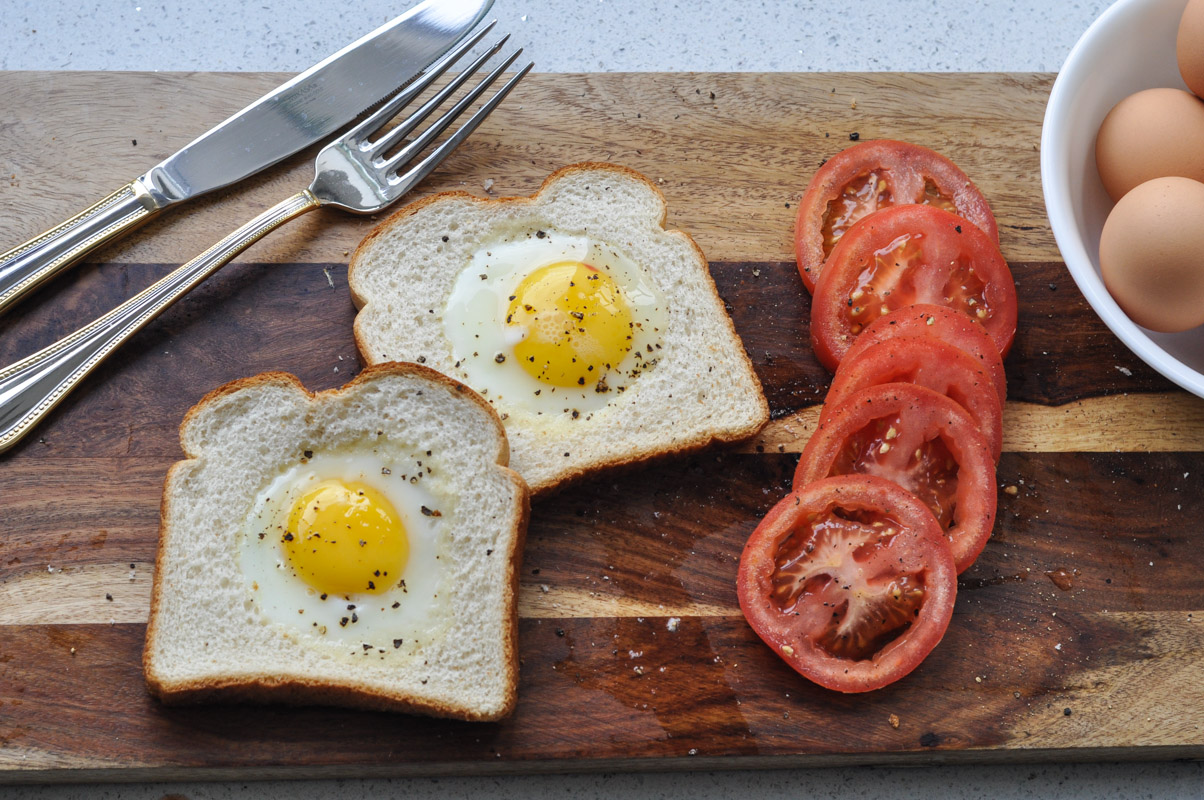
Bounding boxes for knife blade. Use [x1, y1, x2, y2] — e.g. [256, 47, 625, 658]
[0, 0, 493, 316]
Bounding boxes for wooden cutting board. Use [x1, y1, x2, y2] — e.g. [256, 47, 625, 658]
[2, 70, 1203, 782]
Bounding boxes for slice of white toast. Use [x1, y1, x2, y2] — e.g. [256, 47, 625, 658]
[143, 362, 529, 721]
[349, 163, 769, 494]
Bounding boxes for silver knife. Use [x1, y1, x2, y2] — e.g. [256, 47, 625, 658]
[0, 0, 492, 316]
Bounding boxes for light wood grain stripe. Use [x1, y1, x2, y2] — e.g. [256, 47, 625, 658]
[0, 563, 153, 625]
[0, 564, 738, 625]
[0, 72, 1058, 268]
[741, 392, 1204, 454]
[4, 392, 1201, 627]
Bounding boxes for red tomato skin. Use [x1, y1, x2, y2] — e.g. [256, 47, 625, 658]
[737, 474, 957, 693]
[810, 204, 1018, 372]
[794, 382, 997, 572]
[841, 303, 1007, 406]
[794, 139, 1000, 293]
[823, 336, 1004, 461]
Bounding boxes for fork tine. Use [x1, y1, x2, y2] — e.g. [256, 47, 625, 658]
[343, 19, 497, 147]
[388, 59, 534, 198]
[366, 34, 511, 161]
[382, 48, 524, 177]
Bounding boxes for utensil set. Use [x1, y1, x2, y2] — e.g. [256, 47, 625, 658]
[0, 0, 530, 453]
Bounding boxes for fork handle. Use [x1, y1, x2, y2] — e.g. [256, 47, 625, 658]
[0, 179, 167, 316]
[0, 190, 320, 454]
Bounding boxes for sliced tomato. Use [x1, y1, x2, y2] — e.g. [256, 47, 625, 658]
[840, 303, 1007, 406]
[737, 474, 956, 693]
[810, 204, 1017, 371]
[794, 382, 997, 572]
[823, 337, 1004, 461]
[794, 139, 999, 292]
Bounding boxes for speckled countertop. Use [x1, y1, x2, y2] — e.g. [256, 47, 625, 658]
[1, 0, 1117, 72]
[3, 1, 1202, 798]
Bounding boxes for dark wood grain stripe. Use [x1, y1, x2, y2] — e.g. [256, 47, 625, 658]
[1, 606, 1200, 777]
[0, 259, 1175, 463]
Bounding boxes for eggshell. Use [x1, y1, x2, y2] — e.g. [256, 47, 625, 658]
[1095, 88, 1204, 202]
[1179, 0, 1204, 97]
[1099, 176, 1204, 333]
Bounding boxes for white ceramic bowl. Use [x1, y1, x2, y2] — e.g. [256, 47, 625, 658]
[1040, 0, 1204, 395]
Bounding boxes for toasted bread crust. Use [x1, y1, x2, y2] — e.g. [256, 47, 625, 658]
[348, 162, 666, 311]
[144, 363, 529, 721]
[347, 163, 769, 495]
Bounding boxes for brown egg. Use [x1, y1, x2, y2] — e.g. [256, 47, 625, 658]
[1100, 176, 1204, 332]
[1179, 0, 1204, 96]
[1095, 88, 1204, 201]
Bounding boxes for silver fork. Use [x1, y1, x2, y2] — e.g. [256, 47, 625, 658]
[0, 26, 531, 455]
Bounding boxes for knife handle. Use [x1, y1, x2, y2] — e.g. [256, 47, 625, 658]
[0, 190, 320, 455]
[0, 180, 164, 316]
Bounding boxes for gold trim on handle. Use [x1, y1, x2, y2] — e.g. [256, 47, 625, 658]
[0, 181, 162, 314]
[0, 184, 145, 263]
[0, 191, 321, 454]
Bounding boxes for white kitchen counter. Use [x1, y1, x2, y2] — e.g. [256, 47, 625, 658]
[4, 1, 1202, 798]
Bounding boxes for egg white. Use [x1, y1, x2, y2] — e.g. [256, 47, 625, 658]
[443, 227, 669, 417]
[239, 449, 451, 660]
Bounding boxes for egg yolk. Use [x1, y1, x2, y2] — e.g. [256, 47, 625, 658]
[506, 261, 634, 388]
[282, 480, 408, 596]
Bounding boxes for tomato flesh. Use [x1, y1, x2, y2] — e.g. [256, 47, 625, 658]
[811, 204, 1017, 372]
[830, 413, 960, 529]
[772, 508, 929, 661]
[821, 170, 893, 255]
[840, 303, 1007, 405]
[848, 231, 991, 331]
[796, 139, 1000, 293]
[794, 382, 997, 572]
[823, 336, 1004, 460]
[738, 475, 956, 693]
